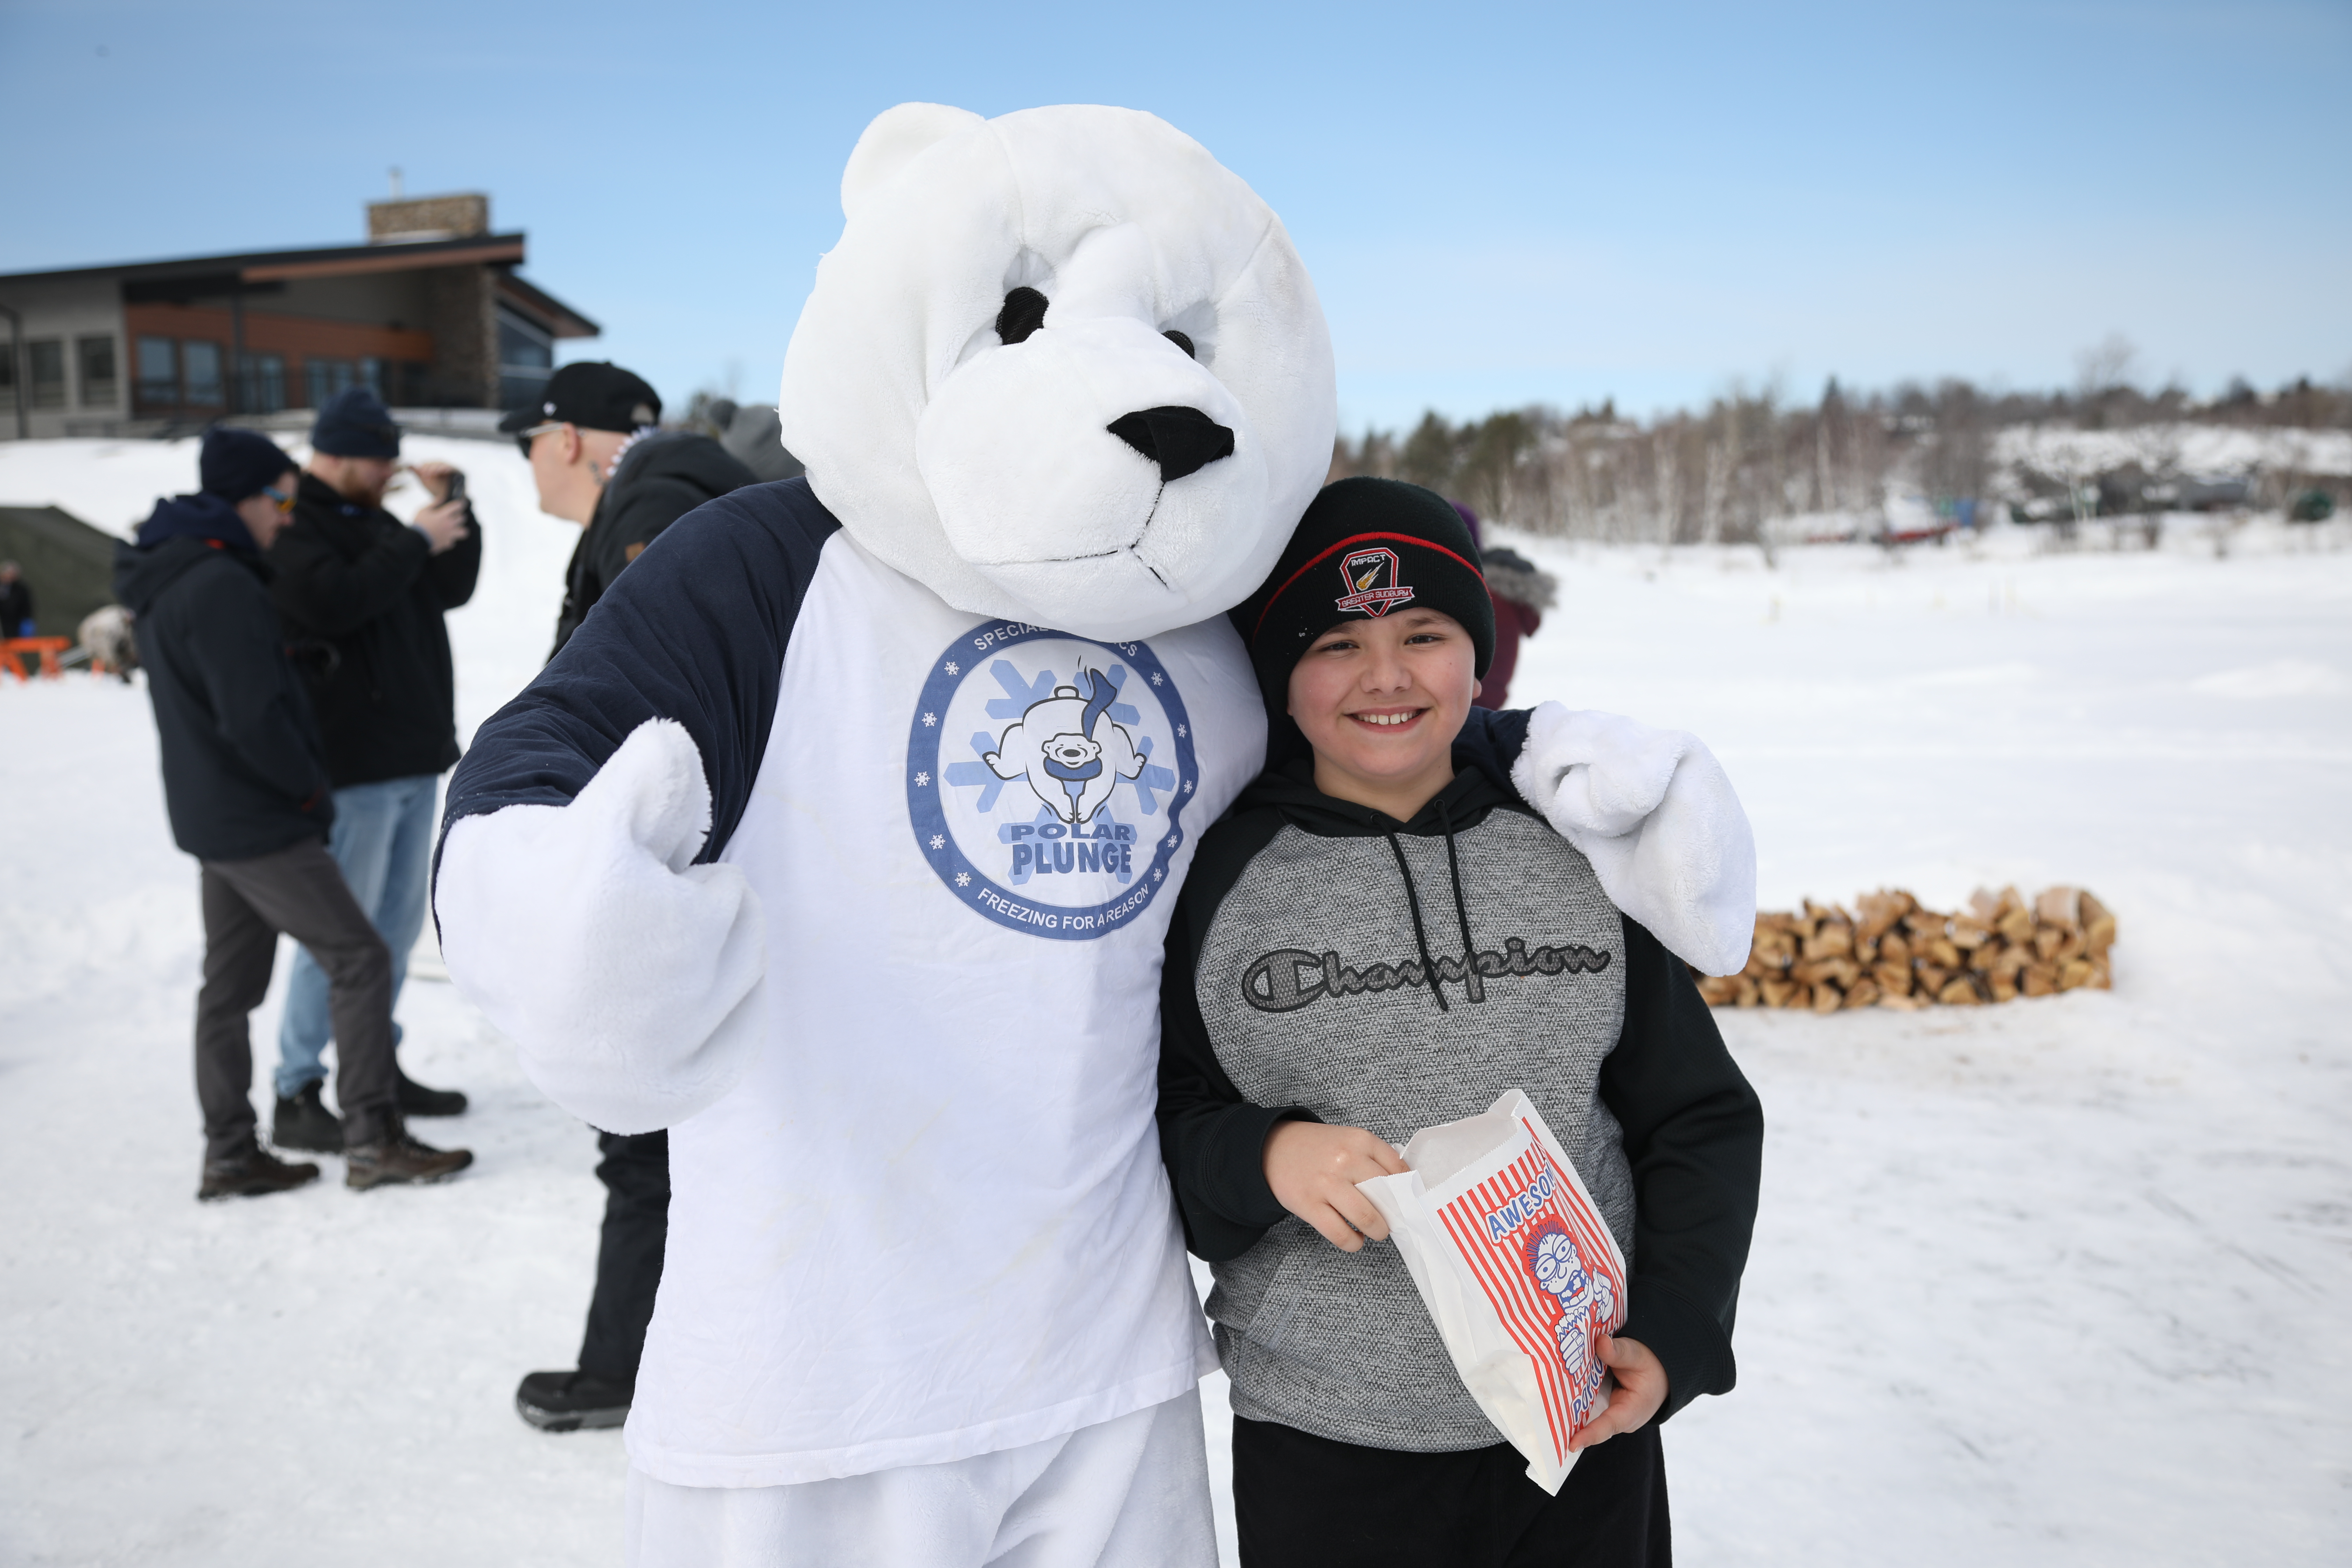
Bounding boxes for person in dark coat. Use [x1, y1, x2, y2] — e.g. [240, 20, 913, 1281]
[506, 361, 760, 657]
[0, 561, 33, 637]
[114, 428, 472, 1198]
[1449, 502, 1557, 710]
[264, 387, 478, 1151]
[496, 361, 758, 1432]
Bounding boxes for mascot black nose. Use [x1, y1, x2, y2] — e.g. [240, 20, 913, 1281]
[1106, 406, 1236, 484]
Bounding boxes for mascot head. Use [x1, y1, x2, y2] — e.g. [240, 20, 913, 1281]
[779, 103, 1337, 640]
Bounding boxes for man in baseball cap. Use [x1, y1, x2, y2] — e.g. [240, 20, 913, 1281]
[499, 361, 756, 1435]
[502, 361, 754, 656]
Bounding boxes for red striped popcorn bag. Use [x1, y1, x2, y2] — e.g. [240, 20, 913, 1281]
[1357, 1088, 1630, 1494]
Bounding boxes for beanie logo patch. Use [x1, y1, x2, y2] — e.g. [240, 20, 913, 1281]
[1335, 548, 1414, 617]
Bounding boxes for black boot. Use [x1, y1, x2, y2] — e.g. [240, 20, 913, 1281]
[515, 1369, 634, 1432]
[271, 1081, 344, 1153]
[345, 1118, 474, 1190]
[396, 1063, 468, 1118]
[200, 1146, 320, 1201]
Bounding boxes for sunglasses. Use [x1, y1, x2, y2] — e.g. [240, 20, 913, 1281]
[515, 421, 567, 459]
[261, 484, 296, 514]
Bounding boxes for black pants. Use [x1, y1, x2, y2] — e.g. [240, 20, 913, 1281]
[1233, 1415, 1669, 1568]
[578, 1129, 670, 1384]
[197, 839, 397, 1159]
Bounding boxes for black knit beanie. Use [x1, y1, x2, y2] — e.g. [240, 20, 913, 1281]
[198, 428, 296, 502]
[310, 387, 402, 458]
[1230, 478, 1493, 769]
[1236, 472, 1493, 692]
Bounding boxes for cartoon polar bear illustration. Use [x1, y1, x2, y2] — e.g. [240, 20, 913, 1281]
[985, 667, 1145, 824]
[433, 102, 1755, 1567]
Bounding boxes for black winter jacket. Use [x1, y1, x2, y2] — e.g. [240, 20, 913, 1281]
[551, 431, 756, 657]
[268, 470, 480, 787]
[115, 496, 335, 861]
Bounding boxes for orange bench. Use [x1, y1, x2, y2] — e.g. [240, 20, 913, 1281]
[2, 637, 73, 681]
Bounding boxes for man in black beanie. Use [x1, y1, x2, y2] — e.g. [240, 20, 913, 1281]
[266, 387, 478, 1151]
[114, 428, 472, 1196]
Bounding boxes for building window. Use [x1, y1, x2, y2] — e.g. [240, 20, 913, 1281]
[136, 337, 178, 406]
[496, 303, 555, 413]
[77, 336, 118, 408]
[306, 357, 358, 408]
[0, 340, 15, 407]
[28, 339, 65, 410]
[238, 353, 287, 414]
[182, 341, 224, 406]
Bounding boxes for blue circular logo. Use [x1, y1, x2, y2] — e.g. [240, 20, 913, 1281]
[907, 622, 1199, 941]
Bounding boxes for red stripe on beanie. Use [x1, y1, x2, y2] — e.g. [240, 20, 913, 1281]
[1251, 531, 1486, 643]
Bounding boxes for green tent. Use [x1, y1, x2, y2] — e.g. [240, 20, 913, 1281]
[0, 505, 119, 639]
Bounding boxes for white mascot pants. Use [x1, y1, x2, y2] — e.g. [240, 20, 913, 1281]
[624, 1387, 1217, 1568]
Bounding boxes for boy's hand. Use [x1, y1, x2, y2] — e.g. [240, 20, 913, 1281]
[1569, 1334, 1667, 1451]
[1264, 1120, 1408, 1252]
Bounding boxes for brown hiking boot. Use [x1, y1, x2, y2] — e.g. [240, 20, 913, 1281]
[345, 1126, 474, 1190]
[199, 1146, 321, 1201]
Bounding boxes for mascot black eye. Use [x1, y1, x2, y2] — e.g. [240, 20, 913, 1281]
[997, 287, 1049, 345]
[1163, 330, 1195, 358]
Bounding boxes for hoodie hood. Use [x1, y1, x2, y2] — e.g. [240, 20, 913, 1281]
[607, 428, 760, 503]
[135, 492, 260, 554]
[115, 495, 266, 614]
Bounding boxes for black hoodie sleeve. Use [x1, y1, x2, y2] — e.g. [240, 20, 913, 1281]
[1157, 807, 1317, 1262]
[268, 511, 431, 637]
[425, 502, 482, 610]
[1601, 914, 1764, 1423]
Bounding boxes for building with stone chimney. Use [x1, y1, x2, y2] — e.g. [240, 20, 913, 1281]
[0, 192, 597, 439]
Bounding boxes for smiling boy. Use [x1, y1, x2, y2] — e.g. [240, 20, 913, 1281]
[1157, 478, 1764, 1567]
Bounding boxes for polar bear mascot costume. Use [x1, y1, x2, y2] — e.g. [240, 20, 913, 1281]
[435, 103, 1755, 1566]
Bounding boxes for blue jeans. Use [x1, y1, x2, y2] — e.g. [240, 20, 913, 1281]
[273, 774, 439, 1099]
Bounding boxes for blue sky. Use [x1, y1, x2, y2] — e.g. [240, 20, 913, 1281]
[3, 1, 2345, 433]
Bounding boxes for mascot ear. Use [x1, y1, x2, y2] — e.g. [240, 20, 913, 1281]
[841, 102, 988, 219]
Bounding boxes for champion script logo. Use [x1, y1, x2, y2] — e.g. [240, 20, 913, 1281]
[1240, 938, 1612, 1012]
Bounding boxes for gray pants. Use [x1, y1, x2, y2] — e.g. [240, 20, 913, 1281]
[197, 837, 397, 1158]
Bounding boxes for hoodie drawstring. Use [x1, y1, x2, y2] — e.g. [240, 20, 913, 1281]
[1384, 832, 1450, 1013]
[1385, 800, 1480, 1012]
[1437, 797, 1482, 1004]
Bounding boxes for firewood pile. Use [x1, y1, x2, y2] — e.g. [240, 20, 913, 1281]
[1694, 886, 2115, 1012]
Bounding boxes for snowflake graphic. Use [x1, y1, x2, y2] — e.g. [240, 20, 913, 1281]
[929, 834, 945, 850]
[921, 712, 938, 727]
[1166, 833, 1179, 847]
[913, 771, 931, 787]
[1149, 672, 1164, 686]
[954, 872, 971, 887]
[944, 660, 961, 676]
[1153, 867, 1164, 881]
[1176, 724, 1187, 738]
[1183, 779, 1194, 793]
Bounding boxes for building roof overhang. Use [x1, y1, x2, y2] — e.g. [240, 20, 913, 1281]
[0, 232, 598, 336]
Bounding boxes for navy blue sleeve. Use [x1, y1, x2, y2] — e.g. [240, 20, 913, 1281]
[436, 478, 840, 875]
[1454, 703, 1532, 792]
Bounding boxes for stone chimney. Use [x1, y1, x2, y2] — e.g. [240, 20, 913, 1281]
[367, 192, 491, 244]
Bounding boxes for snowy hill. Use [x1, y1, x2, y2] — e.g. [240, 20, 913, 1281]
[3, 439, 2348, 1563]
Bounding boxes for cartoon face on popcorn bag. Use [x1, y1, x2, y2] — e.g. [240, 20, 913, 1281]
[1528, 1222, 1618, 1421]
[779, 102, 1337, 642]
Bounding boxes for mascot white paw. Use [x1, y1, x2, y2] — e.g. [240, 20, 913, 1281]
[1511, 702, 1757, 976]
[436, 719, 765, 1133]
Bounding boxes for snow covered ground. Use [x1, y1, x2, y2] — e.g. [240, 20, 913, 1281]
[4, 438, 2348, 1563]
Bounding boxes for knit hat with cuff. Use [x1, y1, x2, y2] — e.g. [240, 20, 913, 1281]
[197, 428, 296, 502]
[1234, 476, 1494, 699]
